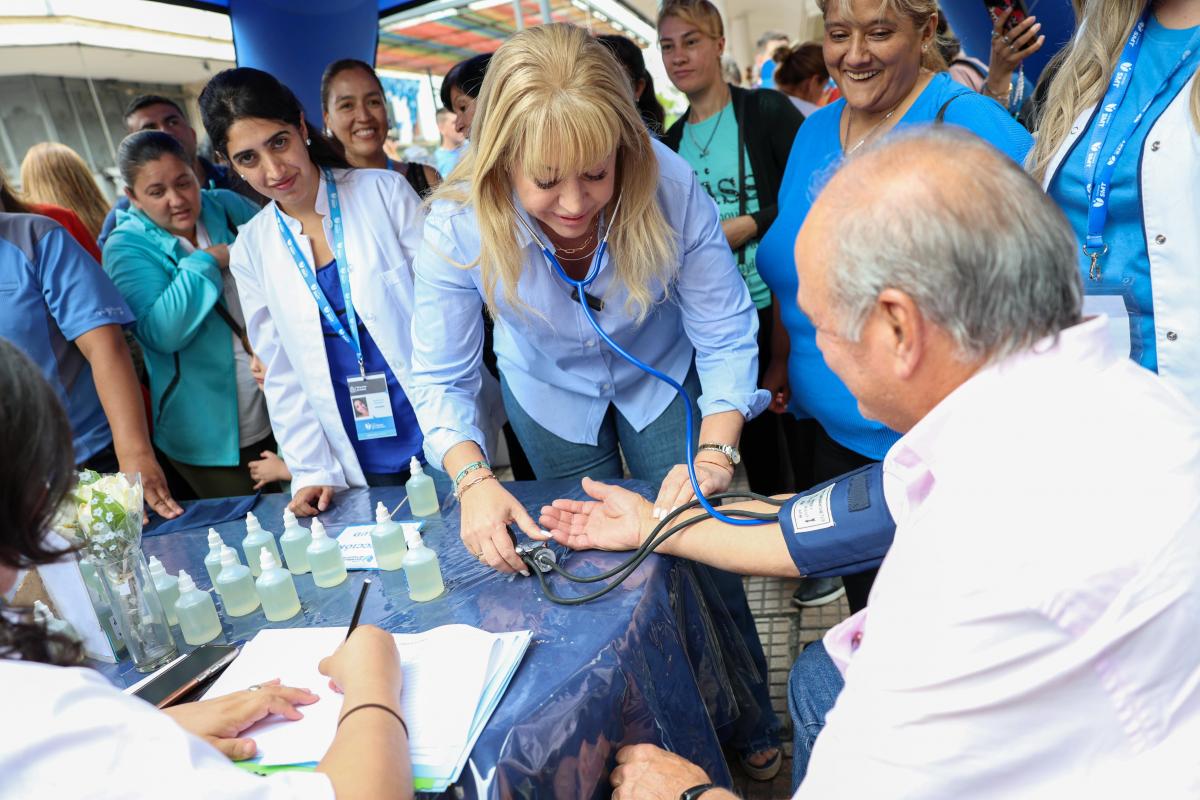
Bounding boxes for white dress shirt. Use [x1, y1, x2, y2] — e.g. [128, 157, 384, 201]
[0, 659, 333, 799]
[799, 316, 1200, 798]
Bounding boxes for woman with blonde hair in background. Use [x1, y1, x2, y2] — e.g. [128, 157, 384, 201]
[408, 22, 783, 777]
[1032, 0, 1200, 412]
[20, 142, 111, 243]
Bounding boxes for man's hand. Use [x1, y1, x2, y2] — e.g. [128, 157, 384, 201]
[118, 449, 183, 521]
[538, 477, 653, 552]
[610, 744, 717, 800]
[163, 678, 318, 760]
[290, 485, 334, 516]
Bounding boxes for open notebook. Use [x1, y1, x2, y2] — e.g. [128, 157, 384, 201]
[205, 625, 532, 793]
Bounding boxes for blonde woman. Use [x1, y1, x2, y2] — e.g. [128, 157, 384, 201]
[20, 142, 110, 241]
[408, 23, 781, 777]
[1031, 0, 1199, 411]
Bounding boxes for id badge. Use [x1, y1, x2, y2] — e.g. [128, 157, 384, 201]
[347, 372, 398, 441]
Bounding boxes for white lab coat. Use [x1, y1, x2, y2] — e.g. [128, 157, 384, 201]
[1042, 74, 1200, 412]
[231, 167, 502, 493]
[0, 659, 334, 798]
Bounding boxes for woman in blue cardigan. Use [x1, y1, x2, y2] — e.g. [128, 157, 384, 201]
[103, 131, 274, 498]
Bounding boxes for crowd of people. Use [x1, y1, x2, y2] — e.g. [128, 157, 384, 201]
[2, 0, 1199, 797]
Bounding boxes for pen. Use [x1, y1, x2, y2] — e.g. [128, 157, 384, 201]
[346, 578, 371, 640]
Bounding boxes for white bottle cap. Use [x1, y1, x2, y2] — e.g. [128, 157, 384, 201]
[207, 528, 223, 548]
[177, 570, 197, 593]
[283, 507, 297, 526]
[409, 456, 424, 475]
[220, 546, 241, 567]
[260, 549, 280, 572]
[246, 512, 261, 533]
[376, 501, 391, 523]
[33, 599, 54, 624]
[311, 518, 327, 540]
[147, 555, 165, 579]
[404, 529, 424, 549]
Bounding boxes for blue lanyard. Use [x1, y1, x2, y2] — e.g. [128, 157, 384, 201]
[274, 167, 364, 376]
[1083, 10, 1200, 280]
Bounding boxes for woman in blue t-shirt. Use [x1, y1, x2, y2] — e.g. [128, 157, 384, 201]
[755, 0, 1032, 612]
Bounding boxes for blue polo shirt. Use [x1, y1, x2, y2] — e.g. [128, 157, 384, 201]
[0, 213, 134, 462]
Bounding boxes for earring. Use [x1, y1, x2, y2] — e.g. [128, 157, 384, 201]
[922, 43, 929, 52]
[305, 137, 312, 145]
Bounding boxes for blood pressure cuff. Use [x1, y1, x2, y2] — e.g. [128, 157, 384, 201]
[777, 462, 895, 578]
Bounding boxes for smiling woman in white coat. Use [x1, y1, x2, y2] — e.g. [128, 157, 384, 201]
[199, 67, 501, 515]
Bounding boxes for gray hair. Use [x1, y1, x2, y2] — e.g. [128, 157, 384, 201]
[821, 126, 1083, 363]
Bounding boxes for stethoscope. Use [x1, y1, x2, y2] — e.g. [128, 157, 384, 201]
[508, 197, 772, 532]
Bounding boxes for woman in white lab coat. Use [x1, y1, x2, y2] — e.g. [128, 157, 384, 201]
[0, 337, 410, 799]
[199, 67, 501, 515]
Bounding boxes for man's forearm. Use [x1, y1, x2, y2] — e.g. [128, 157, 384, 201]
[656, 500, 800, 578]
[75, 325, 153, 459]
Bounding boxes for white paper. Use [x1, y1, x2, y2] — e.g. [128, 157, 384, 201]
[336, 522, 424, 570]
[38, 538, 114, 662]
[1083, 296, 1132, 359]
[204, 624, 525, 770]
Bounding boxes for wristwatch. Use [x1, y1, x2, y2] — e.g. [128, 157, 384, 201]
[680, 783, 716, 800]
[696, 443, 741, 468]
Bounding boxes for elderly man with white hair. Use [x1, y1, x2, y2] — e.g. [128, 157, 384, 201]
[537, 127, 1200, 799]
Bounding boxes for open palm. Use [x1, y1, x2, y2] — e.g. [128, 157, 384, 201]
[538, 477, 651, 553]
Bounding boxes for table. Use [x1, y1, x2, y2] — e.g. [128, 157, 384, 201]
[100, 480, 759, 798]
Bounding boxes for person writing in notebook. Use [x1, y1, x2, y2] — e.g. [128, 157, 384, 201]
[0, 338, 413, 800]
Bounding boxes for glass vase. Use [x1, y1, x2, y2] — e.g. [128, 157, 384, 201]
[94, 548, 177, 672]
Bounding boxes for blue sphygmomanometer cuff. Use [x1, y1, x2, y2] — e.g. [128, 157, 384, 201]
[778, 462, 896, 578]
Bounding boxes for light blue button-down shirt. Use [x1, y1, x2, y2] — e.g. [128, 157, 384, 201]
[409, 138, 769, 467]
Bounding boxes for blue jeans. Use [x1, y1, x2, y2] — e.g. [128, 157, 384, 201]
[788, 641, 844, 790]
[502, 367, 783, 757]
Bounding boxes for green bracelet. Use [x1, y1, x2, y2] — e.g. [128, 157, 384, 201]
[454, 460, 491, 487]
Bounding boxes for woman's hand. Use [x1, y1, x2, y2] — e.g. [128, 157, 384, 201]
[250, 355, 266, 388]
[538, 477, 653, 552]
[986, 11, 1045, 101]
[720, 215, 758, 251]
[459, 477, 542, 574]
[654, 459, 734, 517]
[761, 356, 790, 414]
[249, 450, 291, 490]
[318, 625, 403, 699]
[164, 678, 319, 760]
[290, 485, 334, 516]
[204, 243, 231, 271]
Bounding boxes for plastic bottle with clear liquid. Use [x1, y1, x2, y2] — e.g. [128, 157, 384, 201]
[174, 570, 223, 646]
[215, 546, 260, 616]
[242, 512, 281, 578]
[306, 519, 348, 589]
[255, 550, 301, 622]
[278, 507, 310, 575]
[204, 529, 226, 595]
[147, 556, 180, 626]
[405, 456, 440, 517]
[370, 501, 407, 571]
[401, 529, 444, 601]
[33, 600, 80, 642]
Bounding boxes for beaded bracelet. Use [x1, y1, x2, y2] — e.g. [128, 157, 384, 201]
[337, 703, 408, 739]
[455, 473, 497, 500]
[454, 460, 491, 487]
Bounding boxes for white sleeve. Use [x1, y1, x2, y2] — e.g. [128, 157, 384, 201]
[230, 230, 348, 493]
[2, 666, 334, 800]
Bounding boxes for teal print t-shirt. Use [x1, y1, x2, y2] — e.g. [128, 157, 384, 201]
[678, 101, 770, 309]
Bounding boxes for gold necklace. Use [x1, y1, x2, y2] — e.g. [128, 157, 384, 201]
[552, 217, 599, 255]
[842, 72, 929, 155]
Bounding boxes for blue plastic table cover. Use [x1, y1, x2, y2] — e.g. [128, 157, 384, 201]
[96, 480, 766, 798]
